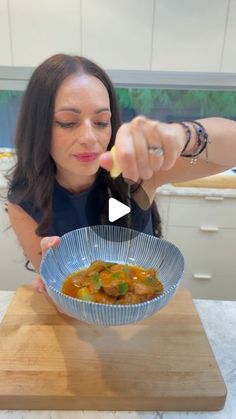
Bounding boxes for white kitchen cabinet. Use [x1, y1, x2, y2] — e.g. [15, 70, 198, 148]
[0, 0, 12, 65]
[168, 195, 236, 229]
[2, 0, 236, 72]
[0, 190, 34, 290]
[158, 193, 236, 300]
[152, 0, 228, 71]
[82, 0, 153, 70]
[155, 194, 170, 238]
[221, 0, 236, 72]
[167, 226, 236, 300]
[9, 0, 81, 66]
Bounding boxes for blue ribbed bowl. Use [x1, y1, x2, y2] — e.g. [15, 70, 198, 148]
[40, 226, 184, 326]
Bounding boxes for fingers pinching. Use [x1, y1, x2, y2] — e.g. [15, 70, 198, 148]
[108, 116, 182, 181]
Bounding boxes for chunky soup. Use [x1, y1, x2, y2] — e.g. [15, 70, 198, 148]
[61, 260, 164, 304]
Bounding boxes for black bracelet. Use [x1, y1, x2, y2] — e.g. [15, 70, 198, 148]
[170, 121, 192, 154]
[131, 179, 143, 193]
[181, 120, 210, 163]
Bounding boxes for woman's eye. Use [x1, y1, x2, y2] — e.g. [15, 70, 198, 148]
[55, 121, 76, 129]
[96, 121, 110, 128]
[55, 120, 110, 129]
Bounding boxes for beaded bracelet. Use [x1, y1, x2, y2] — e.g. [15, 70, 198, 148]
[170, 121, 192, 154]
[181, 120, 210, 164]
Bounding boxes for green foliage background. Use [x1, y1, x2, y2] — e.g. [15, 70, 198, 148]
[1, 88, 236, 119]
[0, 90, 23, 104]
[116, 88, 236, 119]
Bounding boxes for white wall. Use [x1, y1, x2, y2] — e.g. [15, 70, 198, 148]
[0, 0, 235, 72]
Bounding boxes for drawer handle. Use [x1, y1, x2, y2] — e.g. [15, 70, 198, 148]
[193, 273, 212, 280]
[204, 196, 224, 201]
[200, 225, 219, 232]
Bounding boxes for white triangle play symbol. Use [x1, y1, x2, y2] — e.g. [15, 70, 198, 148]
[108, 197, 131, 222]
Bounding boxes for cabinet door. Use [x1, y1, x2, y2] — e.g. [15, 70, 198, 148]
[10, 0, 81, 66]
[167, 226, 236, 300]
[155, 194, 170, 238]
[181, 273, 236, 301]
[0, 0, 12, 65]
[222, 0, 236, 72]
[152, 0, 228, 71]
[82, 0, 153, 69]
[168, 196, 236, 228]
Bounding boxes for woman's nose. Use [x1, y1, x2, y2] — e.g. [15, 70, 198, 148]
[76, 121, 96, 145]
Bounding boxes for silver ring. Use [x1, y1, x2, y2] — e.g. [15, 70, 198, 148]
[148, 145, 164, 156]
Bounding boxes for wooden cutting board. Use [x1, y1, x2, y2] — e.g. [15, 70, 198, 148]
[0, 285, 226, 411]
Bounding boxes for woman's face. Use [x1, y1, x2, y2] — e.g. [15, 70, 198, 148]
[51, 73, 112, 187]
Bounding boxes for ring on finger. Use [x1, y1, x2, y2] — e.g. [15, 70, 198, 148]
[147, 145, 164, 157]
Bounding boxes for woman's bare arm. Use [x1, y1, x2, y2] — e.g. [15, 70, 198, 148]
[7, 202, 43, 272]
[7, 202, 61, 292]
[153, 117, 236, 187]
[100, 117, 236, 198]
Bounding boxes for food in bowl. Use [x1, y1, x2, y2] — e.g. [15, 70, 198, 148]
[40, 225, 184, 325]
[62, 260, 164, 304]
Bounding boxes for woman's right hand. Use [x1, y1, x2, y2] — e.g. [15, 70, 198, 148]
[32, 236, 61, 293]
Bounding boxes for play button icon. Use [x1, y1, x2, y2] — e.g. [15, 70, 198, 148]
[108, 197, 130, 222]
[86, 177, 152, 242]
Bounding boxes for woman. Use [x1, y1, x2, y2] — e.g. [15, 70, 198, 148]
[7, 53, 236, 292]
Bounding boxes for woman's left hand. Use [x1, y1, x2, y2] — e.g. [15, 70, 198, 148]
[99, 116, 187, 181]
[32, 236, 61, 293]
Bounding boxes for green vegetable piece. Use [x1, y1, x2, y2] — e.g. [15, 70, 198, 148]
[143, 275, 156, 286]
[112, 272, 121, 279]
[118, 282, 129, 295]
[92, 272, 102, 290]
[124, 264, 130, 274]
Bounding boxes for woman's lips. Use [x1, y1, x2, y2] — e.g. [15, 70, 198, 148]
[73, 153, 98, 162]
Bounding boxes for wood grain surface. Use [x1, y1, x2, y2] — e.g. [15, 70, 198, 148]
[0, 285, 227, 411]
[173, 172, 236, 189]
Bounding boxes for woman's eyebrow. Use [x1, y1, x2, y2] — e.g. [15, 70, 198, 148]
[55, 107, 81, 114]
[95, 107, 111, 114]
[55, 107, 111, 114]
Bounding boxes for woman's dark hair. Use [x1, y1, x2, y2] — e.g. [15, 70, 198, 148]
[7, 53, 161, 238]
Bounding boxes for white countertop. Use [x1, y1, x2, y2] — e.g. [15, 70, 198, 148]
[156, 183, 236, 198]
[0, 291, 235, 419]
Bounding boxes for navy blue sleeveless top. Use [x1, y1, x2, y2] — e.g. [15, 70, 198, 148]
[20, 181, 154, 237]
